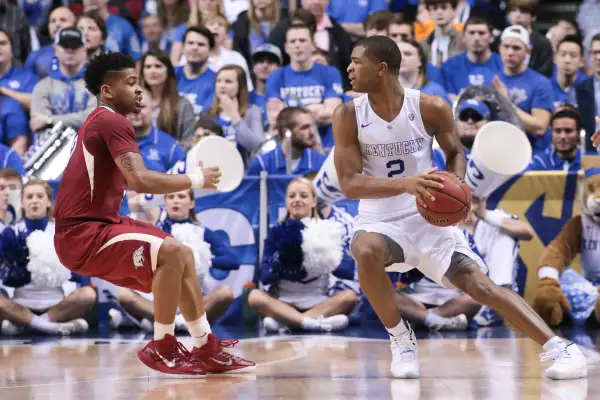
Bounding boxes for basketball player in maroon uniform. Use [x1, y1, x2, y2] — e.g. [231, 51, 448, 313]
[54, 52, 255, 377]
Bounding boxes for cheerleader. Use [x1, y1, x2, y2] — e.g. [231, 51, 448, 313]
[248, 177, 359, 333]
[0, 179, 95, 335]
[114, 188, 237, 330]
[394, 196, 534, 330]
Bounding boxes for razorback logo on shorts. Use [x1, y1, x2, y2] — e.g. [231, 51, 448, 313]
[133, 245, 145, 269]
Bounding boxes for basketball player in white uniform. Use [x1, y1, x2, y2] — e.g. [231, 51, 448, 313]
[332, 36, 587, 380]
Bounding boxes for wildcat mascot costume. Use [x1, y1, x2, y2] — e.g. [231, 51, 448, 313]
[533, 157, 600, 326]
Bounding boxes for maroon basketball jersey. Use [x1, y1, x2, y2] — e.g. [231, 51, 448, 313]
[54, 107, 141, 224]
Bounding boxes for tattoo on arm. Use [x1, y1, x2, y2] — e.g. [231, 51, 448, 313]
[116, 152, 144, 172]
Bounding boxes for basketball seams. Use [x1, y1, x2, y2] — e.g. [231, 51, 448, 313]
[416, 171, 471, 226]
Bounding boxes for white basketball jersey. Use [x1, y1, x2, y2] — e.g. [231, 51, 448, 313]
[354, 89, 433, 217]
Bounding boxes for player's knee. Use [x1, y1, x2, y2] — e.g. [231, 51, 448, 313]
[117, 288, 137, 305]
[157, 237, 187, 274]
[453, 266, 495, 302]
[248, 289, 268, 311]
[352, 240, 387, 270]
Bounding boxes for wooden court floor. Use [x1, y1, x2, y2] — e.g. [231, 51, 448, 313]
[0, 334, 598, 400]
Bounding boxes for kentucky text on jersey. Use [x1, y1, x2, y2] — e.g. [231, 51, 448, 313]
[279, 85, 327, 103]
[362, 138, 425, 158]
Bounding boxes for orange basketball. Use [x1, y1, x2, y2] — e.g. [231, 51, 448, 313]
[416, 171, 472, 227]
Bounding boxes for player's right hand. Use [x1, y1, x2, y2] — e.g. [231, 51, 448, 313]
[188, 166, 221, 189]
[401, 167, 445, 208]
[591, 116, 600, 149]
[201, 166, 221, 189]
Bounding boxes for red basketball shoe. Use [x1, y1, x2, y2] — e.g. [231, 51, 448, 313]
[190, 334, 256, 374]
[137, 334, 206, 378]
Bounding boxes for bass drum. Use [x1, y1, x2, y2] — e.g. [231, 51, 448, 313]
[452, 85, 525, 131]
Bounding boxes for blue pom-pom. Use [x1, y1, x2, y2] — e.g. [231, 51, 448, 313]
[263, 219, 307, 282]
[0, 228, 31, 288]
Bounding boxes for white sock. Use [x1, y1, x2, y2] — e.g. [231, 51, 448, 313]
[29, 315, 59, 334]
[543, 336, 566, 352]
[187, 313, 211, 347]
[154, 322, 175, 340]
[424, 311, 448, 328]
[39, 313, 51, 322]
[301, 317, 321, 331]
[386, 319, 410, 337]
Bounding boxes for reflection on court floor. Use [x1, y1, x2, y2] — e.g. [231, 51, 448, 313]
[0, 333, 597, 400]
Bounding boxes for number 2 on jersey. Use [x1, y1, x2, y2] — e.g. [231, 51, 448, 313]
[386, 159, 405, 177]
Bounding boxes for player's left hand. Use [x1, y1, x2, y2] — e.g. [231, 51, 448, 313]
[591, 116, 600, 149]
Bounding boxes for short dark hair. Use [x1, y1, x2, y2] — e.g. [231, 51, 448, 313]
[463, 15, 493, 34]
[84, 52, 136, 96]
[290, 10, 317, 35]
[425, 0, 458, 9]
[286, 23, 313, 42]
[556, 35, 583, 57]
[0, 168, 23, 182]
[276, 107, 311, 137]
[364, 10, 393, 32]
[551, 107, 583, 132]
[508, 0, 539, 16]
[591, 32, 600, 47]
[0, 28, 12, 43]
[182, 25, 215, 49]
[355, 36, 402, 73]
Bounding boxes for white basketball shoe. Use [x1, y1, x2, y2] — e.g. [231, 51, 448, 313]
[389, 321, 419, 379]
[541, 343, 587, 380]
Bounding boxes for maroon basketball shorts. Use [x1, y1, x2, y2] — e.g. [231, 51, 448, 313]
[55, 217, 169, 293]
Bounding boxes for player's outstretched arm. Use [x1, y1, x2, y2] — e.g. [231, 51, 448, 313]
[115, 152, 221, 194]
[422, 94, 467, 180]
[332, 103, 444, 204]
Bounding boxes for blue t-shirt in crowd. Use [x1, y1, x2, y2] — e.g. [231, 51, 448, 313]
[24, 44, 55, 79]
[105, 14, 142, 60]
[249, 22, 272, 55]
[249, 91, 268, 126]
[266, 63, 344, 148]
[441, 52, 504, 95]
[266, 63, 344, 106]
[0, 96, 29, 145]
[421, 81, 451, 105]
[0, 65, 39, 93]
[136, 126, 186, 173]
[175, 66, 216, 116]
[247, 146, 327, 176]
[327, 0, 388, 23]
[499, 68, 554, 152]
[529, 147, 581, 172]
[19, 0, 52, 28]
[550, 66, 587, 110]
[426, 63, 443, 85]
[0, 142, 25, 174]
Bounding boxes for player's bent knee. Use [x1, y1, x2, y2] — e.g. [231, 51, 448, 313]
[452, 265, 495, 302]
[157, 237, 187, 273]
[0, 294, 8, 313]
[352, 234, 388, 267]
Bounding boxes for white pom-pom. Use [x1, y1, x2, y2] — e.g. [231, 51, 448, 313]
[171, 223, 213, 279]
[301, 218, 344, 279]
[26, 230, 72, 288]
